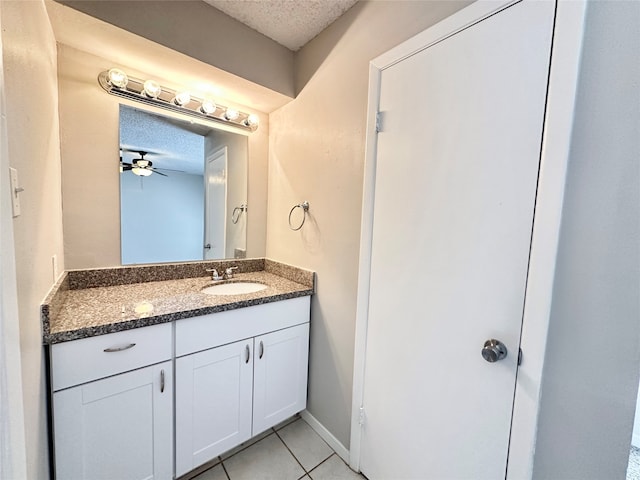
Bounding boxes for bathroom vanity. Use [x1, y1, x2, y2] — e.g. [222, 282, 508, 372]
[42, 259, 313, 480]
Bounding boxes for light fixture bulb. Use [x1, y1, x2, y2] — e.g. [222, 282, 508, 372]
[244, 114, 259, 127]
[224, 108, 239, 121]
[132, 167, 153, 177]
[173, 91, 191, 106]
[200, 99, 216, 115]
[143, 80, 162, 99]
[108, 68, 128, 89]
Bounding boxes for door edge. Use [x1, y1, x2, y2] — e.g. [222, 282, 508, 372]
[506, 1, 587, 478]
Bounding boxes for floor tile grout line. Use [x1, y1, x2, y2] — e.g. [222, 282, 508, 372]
[275, 418, 335, 477]
[308, 453, 368, 479]
[210, 416, 299, 469]
[220, 428, 277, 462]
[220, 459, 231, 480]
[306, 453, 338, 477]
[274, 427, 310, 475]
[209, 415, 341, 480]
[216, 431, 275, 479]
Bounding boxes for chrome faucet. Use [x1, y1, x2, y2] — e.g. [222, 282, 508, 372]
[206, 266, 238, 281]
[206, 268, 224, 281]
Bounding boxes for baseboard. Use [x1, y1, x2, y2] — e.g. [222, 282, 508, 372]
[300, 410, 350, 463]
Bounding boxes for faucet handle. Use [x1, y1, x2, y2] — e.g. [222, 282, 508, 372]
[225, 266, 238, 278]
[206, 268, 223, 281]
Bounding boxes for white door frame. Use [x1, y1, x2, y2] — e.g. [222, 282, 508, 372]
[204, 146, 228, 260]
[349, 1, 587, 478]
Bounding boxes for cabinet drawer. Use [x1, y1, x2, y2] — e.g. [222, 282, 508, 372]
[51, 322, 172, 391]
[176, 296, 310, 357]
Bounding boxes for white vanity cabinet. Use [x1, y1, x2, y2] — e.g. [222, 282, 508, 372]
[175, 339, 254, 474]
[252, 323, 310, 435]
[175, 296, 310, 477]
[51, 323, 173, 480]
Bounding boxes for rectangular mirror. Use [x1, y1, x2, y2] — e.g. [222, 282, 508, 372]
[119, 105, 248, 265]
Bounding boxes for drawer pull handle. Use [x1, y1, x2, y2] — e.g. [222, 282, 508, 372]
[103, 343, 136, 353]
[160, 369, 165, 393]
[259, 341, 264, 359]
[245, 345, 250, 364]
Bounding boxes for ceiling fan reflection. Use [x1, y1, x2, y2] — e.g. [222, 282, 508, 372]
[120, 149, 184, 177]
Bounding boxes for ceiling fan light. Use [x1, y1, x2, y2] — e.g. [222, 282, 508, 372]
[132, 167, 153, 177]
[173, 91, 191, 106]
[200, 99, 216, 115]
[143, 80, 162, 99]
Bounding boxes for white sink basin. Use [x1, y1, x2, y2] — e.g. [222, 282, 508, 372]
[201, 282, 268, 295]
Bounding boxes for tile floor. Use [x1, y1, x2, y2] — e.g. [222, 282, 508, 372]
[184, 416, 367, 480]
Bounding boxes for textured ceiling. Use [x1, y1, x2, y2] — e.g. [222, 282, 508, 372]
[203, 0, 359, 51]
[120, 106, 206, 176]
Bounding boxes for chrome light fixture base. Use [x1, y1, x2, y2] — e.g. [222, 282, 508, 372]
[98, 70, 258, 132]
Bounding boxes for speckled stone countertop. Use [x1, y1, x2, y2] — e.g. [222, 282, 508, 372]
[42, 259, 314, 344]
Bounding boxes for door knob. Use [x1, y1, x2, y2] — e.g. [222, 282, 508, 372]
[482, 339, 507, 363]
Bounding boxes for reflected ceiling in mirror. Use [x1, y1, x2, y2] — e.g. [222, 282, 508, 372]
[119, 105, 248, 265]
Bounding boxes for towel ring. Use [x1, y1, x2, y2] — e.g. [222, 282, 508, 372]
[231, 204, 247, 224]
[288, 201, 309, 231]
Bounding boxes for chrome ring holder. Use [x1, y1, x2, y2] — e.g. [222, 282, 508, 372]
[231, 204, 247, 224]
[288, 201, 309, 231]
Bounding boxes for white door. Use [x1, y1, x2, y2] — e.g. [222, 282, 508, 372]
[53, 362, 173, 480]
[204, 146, 227, 260]
[360, 2, 555, 479]
[253, 323, 310, 435]
[175, 339, 253, 476]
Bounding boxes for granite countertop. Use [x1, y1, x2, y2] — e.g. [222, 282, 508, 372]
[42, 260, 314, 344]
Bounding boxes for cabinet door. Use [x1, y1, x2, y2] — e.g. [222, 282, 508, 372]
[253, 323, 310, 435]
[176, 339, 253, 477]
[53, 361, 173, 480]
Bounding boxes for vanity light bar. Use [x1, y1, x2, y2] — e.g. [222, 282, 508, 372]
[98, 69, 259, 132]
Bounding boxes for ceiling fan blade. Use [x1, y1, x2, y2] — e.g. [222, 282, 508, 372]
[122, 165, 133, 171]
[120, 147, 167, 156]
[154, 167, 185, 173]
[152, 170, 168, 177]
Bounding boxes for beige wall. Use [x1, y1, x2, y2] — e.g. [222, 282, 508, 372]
[56, 0, 295, 98]
[58, 45, 267, 269]
[267, 0, 471, 448]
[1, 1, 65, 478]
